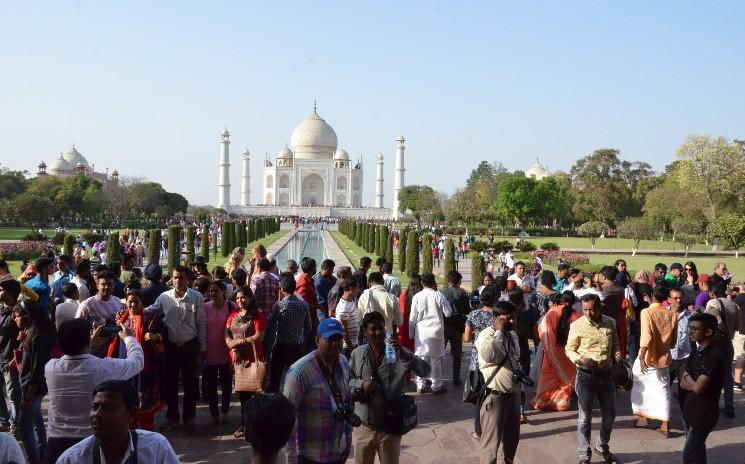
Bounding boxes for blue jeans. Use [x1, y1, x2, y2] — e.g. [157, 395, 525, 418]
[0, 369, 22, 426]
[575, 369, 616, 461]
[18, 393, 46, 464]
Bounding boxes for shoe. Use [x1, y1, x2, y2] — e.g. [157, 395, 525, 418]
[593, 445, 619, 463]
[432, 386, 448, 395]
[734, 382, 743, 392]
[720, 408, 735, 418]
[159, 420, 179, 433]
[471, 431, 481, 440]
[519, 414, 528, 424]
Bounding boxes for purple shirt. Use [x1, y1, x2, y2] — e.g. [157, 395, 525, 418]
[204, 300, 235, 365]
[694, 291, 710, 311]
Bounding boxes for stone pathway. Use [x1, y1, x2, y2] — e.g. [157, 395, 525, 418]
[321, 230, 354, 269]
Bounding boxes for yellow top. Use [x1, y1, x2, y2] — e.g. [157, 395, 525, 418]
[565, 314, 619, 371]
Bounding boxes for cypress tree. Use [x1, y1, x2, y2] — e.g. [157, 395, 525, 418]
[148, 229, 161, 266]
[373, 225, 380, 256]
[399, 228, 408, 273]
[422, 233, 433, 273]
[167, 225, 180, 273]
[351, 222, 356, 241]
[106, 232, 120, 266]
[360, 223, 366, 249]
[472, 252, 486, 291]
[63, 233, 75, 258]
[240, 221, 247, 247]
[220, 222, 230, 257]
[211, 226, 218, 258]
[247, 219, 254, 243]
[444, 238, 456, 275]
[233, 222, 241, 250]
[252, 220, 259, 243]
[186, 225, 196, 263]
[386, 234, 394, 267]
[406, 230, 419, 277]
[369, 224, 375, 253]
[200, 227, 210, 262]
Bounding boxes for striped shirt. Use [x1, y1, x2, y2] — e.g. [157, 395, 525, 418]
[335, 297, 361, 348]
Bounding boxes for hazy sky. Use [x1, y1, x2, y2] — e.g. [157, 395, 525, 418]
[1, 1, 744, 207]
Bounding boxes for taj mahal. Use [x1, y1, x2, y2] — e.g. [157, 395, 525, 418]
[217, 105, 403, 220]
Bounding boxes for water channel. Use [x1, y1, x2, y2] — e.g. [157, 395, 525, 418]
[273, 228, 329, 265]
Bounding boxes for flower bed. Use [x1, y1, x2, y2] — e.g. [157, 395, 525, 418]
[0, 241, 52, 261]
[532, 249, 590, 266]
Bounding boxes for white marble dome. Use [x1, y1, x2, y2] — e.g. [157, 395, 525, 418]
[290, 108, 338, 160]
[526, 159, 549, 180]
[277, 146, 293, 159]
[334, 148, 349, 160]
[62, 145, 91, 170]
[48, 155, 74, 174]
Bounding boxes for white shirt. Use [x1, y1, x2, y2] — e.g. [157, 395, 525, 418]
[45, 336, 144, 438]
[0, 431, 25, 463]
[71, 276, 91, 302]
[408, 287, 453, 357]
[147, 288, 206, 351]
[507, 273, 525, 287]
[358, 285, 402, 333]
[75, 295, 121, 326]
[55, 299, 79, 328]
[57, 429, 180, 464]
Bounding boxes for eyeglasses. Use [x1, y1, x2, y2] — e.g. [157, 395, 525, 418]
[687, 326, 706, 332]
[685, 268, 693, 271]
[669, 296, 682, 300]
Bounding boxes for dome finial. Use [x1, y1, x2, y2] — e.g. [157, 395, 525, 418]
[313, 99, 317, 113]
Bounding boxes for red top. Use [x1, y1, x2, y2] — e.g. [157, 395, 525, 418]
[397, 289, 415, 352]
[225, 310, 267, 363]
[295, 273, 319, 330]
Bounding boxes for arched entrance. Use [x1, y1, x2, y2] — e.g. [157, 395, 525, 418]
[265, 192, 273, 205]
[336, 194, 346, 206]
[301, 174, 324, 206]
[279, 192, 289, 206]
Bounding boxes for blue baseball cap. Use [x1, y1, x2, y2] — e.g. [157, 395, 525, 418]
[317, 318, 345, 339]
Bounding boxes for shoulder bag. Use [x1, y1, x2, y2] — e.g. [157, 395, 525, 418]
[463, 354, 506, 405]
[367, 347, 419, 435]
[234, 341, 267, 392]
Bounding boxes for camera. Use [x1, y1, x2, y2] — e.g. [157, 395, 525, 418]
[513, 370, 535, 388]
[334, 405, 362, 427]
[351, 387, 369, 404]
[101, 321, 122, 337]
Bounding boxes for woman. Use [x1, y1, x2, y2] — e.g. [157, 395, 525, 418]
[398, 274, 423, 353]
[628, 270, 652, 363]
[212, 266, 234, 300]
[530, 292, 581, 411]
[679, 261, 700, 311]
[204, 281, 237, 424]
[224, 248, 245, 280]
[14, 301, 55, 464]
[225, 285, 266, 438]
[463, 285, 496, 440]
[247, 244, 268, 280]
[528, 270, 556, 318]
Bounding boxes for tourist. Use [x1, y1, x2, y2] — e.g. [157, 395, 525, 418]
[225, 246, 245, 279]
[565, 293, 623, 464]
[266, 272, 312, 393]
[242, 393, 296, 464]
[0, 280, 23, 436]
[441, 270, 469, 387]
[464, 285, 496, 440]
[24, 257, 52, 315]
[665, 263, 684, 289]
[530, 292, 581, 412]
[139, 263, 167, 307]
[678, 313, 727, 463]
[51, 255, 75, 306]
[349, 311, 430, 464]
[283, 318, 354, 464]
[668, 287, 692, 429]
[554, 262, 570, 293]
[286, 259, 299, 276]
[653, 263, 668, 286]
[108, 262, 126, 299]
[204, 280, 237, 425]
[631, 285, 677, 437]
[476, 301, 521, 464]
[714, 261, 730, 281]
[506, 287, 534, 423]
[146, 265, 206, 431]
[358, 272, 401, 334]
[563, 268, 584, 293]
[0, 430, 25, 463]
[212, 266, 234, 300]
[353, 256, 372, 294]
[694, 273, 712, 312]
[600, 266, 627, 359]
[507, 261, 526, 287]
[251, 258, 280, 318]
[248, 244, 268, 280]
[296, 257, 320, 333]
[381, 262, 401, 298]
[119, 254, 135, 283]
[734, 285, 745, 392]
[628, 271, 652, 363]
[397, 274, 422, 354]
[432, 243, 440, 268]
[15, 298, 55, 464]
[56, 380, 179, 464]
[190, 255, 210, 279]
[335, 278, 361, 358]
[529, 270, 556, 318]
[704, 278, 740, 418]
[231, 268, 248, 293]
[327, 266, 352, 318]
[44, 317, 144, 463]
[409, 272, 452, 395]
[192, 275, 211, 299]
[315, 258, 337, 321]
[679, 261, 700, 310]
[226, 285, 266, 438]
[74, 270, 122, 359]
[54, 282, 79, 329]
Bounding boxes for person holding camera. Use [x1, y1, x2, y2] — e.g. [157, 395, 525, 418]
[283, 318, 356, 464]
[476, 301, 523, 464]
[349, 311, 430, 464]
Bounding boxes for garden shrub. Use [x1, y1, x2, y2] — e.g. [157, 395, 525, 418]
[540, 242, 560, 251]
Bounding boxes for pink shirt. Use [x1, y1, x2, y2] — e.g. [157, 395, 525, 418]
[204, 300, 236, 365]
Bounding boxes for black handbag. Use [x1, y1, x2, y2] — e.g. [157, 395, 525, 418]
[384, 393, 418, 435]
[463, 369, 484, 404]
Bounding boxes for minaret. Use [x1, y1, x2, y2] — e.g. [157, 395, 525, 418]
[392, 135, 405, 219]
[241, 148, 250, 206]
[217, 127, 231, 209]
[375, 153, 384, 208]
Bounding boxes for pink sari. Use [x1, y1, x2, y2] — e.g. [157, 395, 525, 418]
[530, 306, 580, 411]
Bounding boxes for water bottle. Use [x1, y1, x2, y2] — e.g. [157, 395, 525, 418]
[385, 332, 396, 364]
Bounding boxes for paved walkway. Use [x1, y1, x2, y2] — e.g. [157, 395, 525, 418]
[321, 230, 354, 269]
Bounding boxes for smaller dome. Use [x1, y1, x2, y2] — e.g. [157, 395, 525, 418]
[277, 146, 293, 159]
[112, 169, 119, 176]
[526, 159, 549, 180]
[38, 160, 46, 168]
[48, 156, 73, 173]
[334, 148, 350, 160]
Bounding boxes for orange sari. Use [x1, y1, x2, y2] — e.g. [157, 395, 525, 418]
[530, 306, 580, 411]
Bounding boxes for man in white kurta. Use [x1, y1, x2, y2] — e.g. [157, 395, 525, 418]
[409, 272, 453, 393]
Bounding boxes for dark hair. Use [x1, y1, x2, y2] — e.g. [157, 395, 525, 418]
[557, 262, 570, 271]
[92, 380, 139, 411]
[257, 258, 271, 272]
[375, 257, 386, 268]
[300, 257, 316, 274]
[212, 266, 228, 280]
[61, 282, 78, 299]
[234, 285, 258, 317]
[653, 285, 670, 302]
[684, 261, 699, 285]
[711, 279, 727, 298]
[493, 301, 516, 316]
[405, 274, 423, 319]
[58, 255, 71, 264]
[613, 259, 626, 267]
[359, 256, 372, 268]
[560, 291, 576, 307]
[243, 393, 296, 456]
[552, 292, 575, 346]
[210, 279, 227, 293]
[569, 268, 581, 277]
[14, 301, 56, 349]
[581, 293, 601, 307]
[483, 272, 494, 282]
[125, 289, 142, 303]
[382, 262, 393, 274]
[35, 257, 53, 273]
[447, 270, 462, 285]
[0, 279, 21, 300]
[514, 261, 525, 268]
[600, 265, 618, 281]
[493, 275, 507, 291]
[654, 263, 667, 272]
[341, 278, 359, 293]
[193, 276, 211, 294]
[279, 272, 296, 293]
[479, 286, 496, 307]
[362, 310, 385, 329]
[368, 272, 384, 285]
[285, 259, 298, 272]
[231, 268, 248, 286]
[173, 265, 190, 276]
[96, 270, 115, 281]
[320, 259, 335, 270]
[76, 259, 91, 274]
[0, 259, 8, 272]
[507, 287, 524, 308]
[420, 272, 436, 287]
[336, 266, 353, 279]
[689, 312, 717, 334]
[540, 270, 557, 288]
[58, 318, 93, 355]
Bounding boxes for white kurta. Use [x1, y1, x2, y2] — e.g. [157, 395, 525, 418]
[409, 287, 453, 357]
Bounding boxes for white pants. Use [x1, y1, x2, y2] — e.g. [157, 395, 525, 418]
[416, 356, 443, 390]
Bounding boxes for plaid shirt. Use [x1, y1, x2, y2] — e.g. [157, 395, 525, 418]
[284, 351, 353, 463]
[250, 272, 280, 317]
[269, 294, 312, 345]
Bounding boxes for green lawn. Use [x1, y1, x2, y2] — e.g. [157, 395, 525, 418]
[484, 235, 716, 253]
[581, 254, 745, 281]
[0, 227, 93, 241]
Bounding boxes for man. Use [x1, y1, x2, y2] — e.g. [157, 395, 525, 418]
[56, 380, 179, 463]
[0, 280, 22, 436]
[139, 263, 167, 307]
[653, 263, 668, 286]
[44, 318, 144, 463]
[296, 257, 320, 332]
[119, 254, 136, 284]
[352, 257, 372, 295]
[24, 257, 52, 314]
[507, 261, 526, 287]
[51, 255, 75, 306]
[678, 313, 727, 463]
[665, 263, 684, 289]
[409, 272, 453, 394]
[70, 259, 92, 303]
[600, 266, 626, 359]
[75, 271, 121, 328]
[381, 262, 401, 298]
[349, 311, 430, 464]
[714, 261, 730, 281]
[335, 279, 362, 358]
[286, 259, 299, 276]
[251, 258, 281, 318]
[554, 263, 570, 293]
[242, 393, 296, 464]
[565, 293, 623, 464]
[267, 273, 313, 393]
[358, 272, 401, 334]
[668, 287, 692, 426]
[54, 283, 79, 329]
[327, 266, 353, 318]
[441, 270, 470, 386]
[374, 257, 386, 275]
[694, 274, 712, 311]
[284, 318, 353, 464]
[704, 279, 740, 418]
[563, 268, 584, 293]
[146, 265, 206, 431]
[631, 285, 677, 437]
[314, 259, 337, 321]
[476, 301, 522, 464]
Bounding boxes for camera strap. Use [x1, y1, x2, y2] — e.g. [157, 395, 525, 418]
[316, 352, 345, 411]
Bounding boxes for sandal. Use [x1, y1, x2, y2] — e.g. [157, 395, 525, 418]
[233, 425, 245, 438]
[471, 432, 481, 440]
